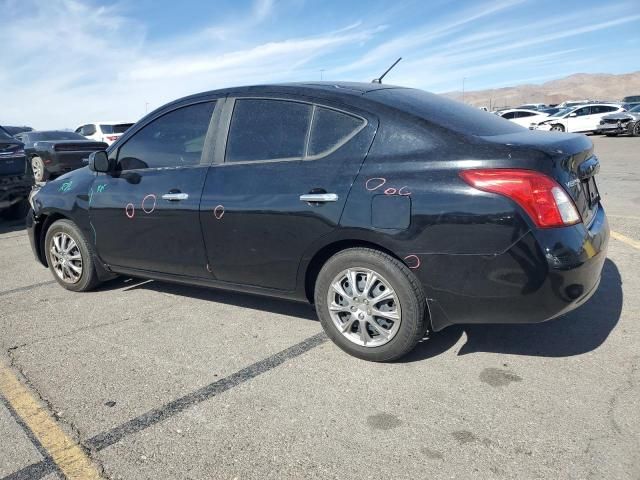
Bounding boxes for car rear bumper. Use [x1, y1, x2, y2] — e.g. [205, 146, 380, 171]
[413, 204, 609, 331]
[0, 175, 33, 210]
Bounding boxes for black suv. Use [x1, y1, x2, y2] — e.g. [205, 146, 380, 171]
[27, 83, 608, 361]
[0, 126, 33, 219]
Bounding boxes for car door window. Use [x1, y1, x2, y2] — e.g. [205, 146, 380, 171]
[574, 107, 591, 117]
[226, 99, 312, 163]
[307, 106, 365, 157]
[117, 101, 216, 170]
[501, 112, 516, 119]
[518, 111, 535, 118]
[82, 124, 97, 136]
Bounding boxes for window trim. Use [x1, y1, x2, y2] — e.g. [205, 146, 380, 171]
[113, 99, 219, 172]
[219, 96, 368, 166]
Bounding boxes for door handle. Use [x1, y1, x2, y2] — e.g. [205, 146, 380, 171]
[162, 192, 189, 201]
[299, 193, 338, 203]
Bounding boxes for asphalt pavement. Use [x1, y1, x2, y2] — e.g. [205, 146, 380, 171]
[0, 135, 638, 480]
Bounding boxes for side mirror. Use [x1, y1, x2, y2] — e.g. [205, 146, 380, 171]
[88, 151, 113, 173]
[568, 113, 577, 118]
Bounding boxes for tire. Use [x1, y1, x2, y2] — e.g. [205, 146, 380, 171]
[550, 124, 565, 132]
[632, 123, 640, 137]
[314, 248, 427, 362]
[44, 219, 102, 292]
[31, 156, 49, 183]
[2, 199, 29, 220]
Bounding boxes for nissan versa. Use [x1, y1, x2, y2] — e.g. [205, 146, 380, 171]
[26, 82, 609, 361]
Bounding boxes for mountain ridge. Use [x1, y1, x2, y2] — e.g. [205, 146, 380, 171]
[441, 71, 640, 108]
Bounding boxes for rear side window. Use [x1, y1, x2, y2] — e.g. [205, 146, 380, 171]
[226, 99, 312, 162]
[367, 88, 523, 136]
[501, 112, 516, 119]
[308, 107, 364, 157]
[117, 101, 215, 170]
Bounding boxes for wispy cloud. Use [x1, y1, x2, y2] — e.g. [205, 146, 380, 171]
[1, 0, 639, 128]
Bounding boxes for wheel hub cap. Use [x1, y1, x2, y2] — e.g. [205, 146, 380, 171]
[327, 268, 402, 347]
[50, 232, 82, 284]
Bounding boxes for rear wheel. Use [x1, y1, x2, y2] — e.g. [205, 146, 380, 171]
[31, 156, 49, 183]
[550, 124, 565, 132]
[314, 248, 427, 362]
[44, 219, 102, 291]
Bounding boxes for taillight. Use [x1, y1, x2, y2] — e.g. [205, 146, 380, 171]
[459, 169, 581, 228]
[106, 135, 119, 142]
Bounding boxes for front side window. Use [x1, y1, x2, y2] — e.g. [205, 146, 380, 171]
[117, 101, 215, 170]
[226, 99, 312, 163]
[501, 112, 516, 119]
[574, 107, 591, 117]
[82, 124, 97, 136]
[308, 107, 364, 156]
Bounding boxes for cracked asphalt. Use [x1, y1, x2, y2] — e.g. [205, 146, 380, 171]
[1, 136, 639, 480]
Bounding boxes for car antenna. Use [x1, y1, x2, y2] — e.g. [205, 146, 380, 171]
[372, 57, 402, 84]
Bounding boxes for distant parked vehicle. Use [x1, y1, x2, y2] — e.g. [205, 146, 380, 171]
[557, 100, 591, 108]
[75, 121, 134, 146]
[596, 104, 640, 137]
[516, 103, 547, 111]
[622, 95, 640, 103]
[533, 104, 624, 133]
[0, 126, 32, 218]
[621, 102, 640, 111]
[539, 107, 562, 115]
[14, 131, 107, 182]
[1, 125, 33, 136]
[497, 109, 550, 128]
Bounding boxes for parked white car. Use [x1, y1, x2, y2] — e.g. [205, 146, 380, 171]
[74, 121, 135, 146]
[497, 109, 550, 128]
[532, 104, 624, 133]
[516, 103, 547, 110]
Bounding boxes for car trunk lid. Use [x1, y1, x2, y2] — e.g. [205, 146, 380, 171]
[481, 131, 600, 226]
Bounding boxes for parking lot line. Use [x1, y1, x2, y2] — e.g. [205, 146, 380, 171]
[0, 365, 102, 480]
[611, 230, 640, 251]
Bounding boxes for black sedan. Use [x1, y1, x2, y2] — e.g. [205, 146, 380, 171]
[0, 126, 32, 218]
[26, 82, 609, 361]
[14, 131, 107, 182]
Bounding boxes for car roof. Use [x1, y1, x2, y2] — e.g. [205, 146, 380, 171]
[501, 108, 543, 113]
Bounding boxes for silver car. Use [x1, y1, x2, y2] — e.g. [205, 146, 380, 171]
[597, 104, 640, 136]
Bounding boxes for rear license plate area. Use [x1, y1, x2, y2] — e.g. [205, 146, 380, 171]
[583, 176, 600, 208]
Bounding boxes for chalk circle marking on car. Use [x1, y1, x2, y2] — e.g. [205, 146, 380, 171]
[141, 194, 157, 214]
[403, 255, 421, 269]
[213, 205, 225, 220]
[125, 203, 135, 219]
[365, 177, 386, 191]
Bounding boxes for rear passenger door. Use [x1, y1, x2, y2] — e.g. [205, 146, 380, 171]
[200, 96, 377, 290]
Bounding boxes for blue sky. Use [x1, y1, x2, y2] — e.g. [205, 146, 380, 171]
[2, 0, 639, 128]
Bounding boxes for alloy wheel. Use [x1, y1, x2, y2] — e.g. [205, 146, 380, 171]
[326, 268, 402, 347]
[31, 157, 45, 182]
[49, 232, 83, 284]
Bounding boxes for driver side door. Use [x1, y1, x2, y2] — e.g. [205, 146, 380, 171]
[88, 100, 218, 277]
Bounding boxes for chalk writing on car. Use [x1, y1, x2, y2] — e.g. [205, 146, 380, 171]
[125, 203, 135, 219]
[214, 205, 225, 220]
[404, 254, 421, 269]
[142, 194, 157, 214]
[59, 181, 73, 192]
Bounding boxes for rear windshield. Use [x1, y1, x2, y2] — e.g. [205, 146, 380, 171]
[100, 123, 134, 134]
[367, 88, 523, 136]
[31, 131, 86, 141]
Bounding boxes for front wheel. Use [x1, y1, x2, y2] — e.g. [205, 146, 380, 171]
[44, 219, 102, 292]
[550, 124, 565, 132]
[31, 156, 49, 183]
[632, 122, 640, 137]
[314, 248, 427, 362]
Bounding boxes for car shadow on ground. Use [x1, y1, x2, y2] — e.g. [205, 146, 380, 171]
[0, 218, 27, 235]
[97, 258, 622, 361]
[402, 258, 623, 362]
[99, 276, 319, 321]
